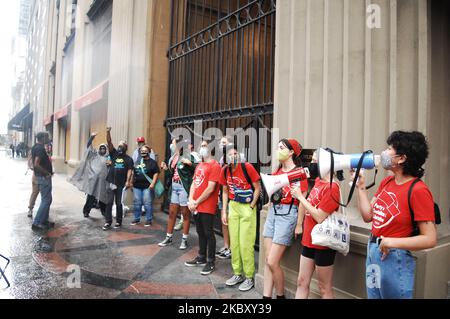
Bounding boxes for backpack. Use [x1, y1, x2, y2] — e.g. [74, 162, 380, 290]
[385, 177, 441, 236]
[408, 178, 441, 236]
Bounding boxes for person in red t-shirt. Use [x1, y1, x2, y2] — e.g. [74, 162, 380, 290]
[292, 151, 341, 299]
[185, 140, 222, 275]
[354, 131, 437, 299]
[262, 138, 308, 299]
[220, 144, 261, 292]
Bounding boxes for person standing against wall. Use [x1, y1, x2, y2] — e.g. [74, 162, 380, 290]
[185, 140, 221, 275]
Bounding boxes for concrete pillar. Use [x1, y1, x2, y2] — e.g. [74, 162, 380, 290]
[52, 0, 68, 173]
[107, 0, 135, 145]
[67, 0, 90, 173]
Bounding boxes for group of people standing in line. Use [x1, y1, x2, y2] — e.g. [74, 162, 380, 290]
[26, 128, 438, 299]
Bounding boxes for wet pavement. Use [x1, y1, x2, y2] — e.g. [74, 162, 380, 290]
[0, 151, 262, 299]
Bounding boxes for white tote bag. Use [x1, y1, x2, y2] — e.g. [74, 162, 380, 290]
[311, 187, 350, 256]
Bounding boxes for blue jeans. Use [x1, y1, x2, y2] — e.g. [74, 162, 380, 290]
[366, 241, 416, 299]
[133, 188, 154, 222]
[33, 176, 52, 226]
[170, 182, 188, 207]
[263, 204, 298, 246]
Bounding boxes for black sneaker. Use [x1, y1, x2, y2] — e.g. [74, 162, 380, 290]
[158, 236, 173, 247]
[31, 224, 47, 233]
[145, 221, 152, 227]
[218, 248, 232, 259]
[215, 247, 227, 257]
[130, 219, 140, 226]
[184, 256, 207, 267]
[83, 213, 90, 218]
[114, 223, 122, 229]
[102, 223, 111, 231]
[200, 262, 215, 275]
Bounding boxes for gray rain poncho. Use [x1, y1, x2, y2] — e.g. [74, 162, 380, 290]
[69, 144, 109, 204]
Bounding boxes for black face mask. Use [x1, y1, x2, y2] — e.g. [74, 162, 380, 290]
[117, 147, 125, 155]
[141, 152, 149, 158]
[308, 162, 319, 180]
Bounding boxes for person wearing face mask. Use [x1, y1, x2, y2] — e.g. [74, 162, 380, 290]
[70, 132, 110, 218]
[103, 127, 134, 231]
[262, 138, 309, 299]
[291, 150, 341, 299]
[185, 140, 222, 275]
[173, 142, 200, 232]
[220, 144, 261, 291]
[158, 138, 198, 249]
[132, 137, 156, 164]
[130, 145, 160, 227]
[353, 131, 437, 299]
[215, 136, 240, 260]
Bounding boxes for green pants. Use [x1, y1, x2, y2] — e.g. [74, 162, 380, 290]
[228, 200, 257, 279]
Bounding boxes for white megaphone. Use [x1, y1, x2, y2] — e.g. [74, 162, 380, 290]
[261, 168, 310, 199]
[317, 148, 380, 179]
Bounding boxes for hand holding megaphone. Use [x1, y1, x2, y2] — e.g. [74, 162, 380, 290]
[350, 169, 367, 189]
[261, 167, 310, 199]
[317, 148, 381, 179]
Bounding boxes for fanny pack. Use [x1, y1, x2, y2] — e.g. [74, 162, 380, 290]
[233, 188, 254, 204]
[225, 164, 254, 204]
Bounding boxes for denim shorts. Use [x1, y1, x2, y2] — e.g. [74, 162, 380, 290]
[263, 204, 298, 246]
[171, 181, 188, 207]
[366, 240, 416, 299]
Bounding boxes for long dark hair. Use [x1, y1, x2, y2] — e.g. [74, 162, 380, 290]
[277, 139, 303, 170]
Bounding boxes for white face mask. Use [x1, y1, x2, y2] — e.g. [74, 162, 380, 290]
[199, 147, 209, 159]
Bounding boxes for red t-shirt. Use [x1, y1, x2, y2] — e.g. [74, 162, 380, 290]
[302, 178, 341, 250]
[192, 160, 221, 214]
[371, 177, 435, 238]
[273, 167, 309, 205]
[170, 155, 181, 182]
[219, 163, 261, 200]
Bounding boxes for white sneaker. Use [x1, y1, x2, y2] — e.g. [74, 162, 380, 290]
[226, 275, 245, 286]
[238, 278, 254, 291]
[158, 236, 173, 247]
[179, 239, 188, 250]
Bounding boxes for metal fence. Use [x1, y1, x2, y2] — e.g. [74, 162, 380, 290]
[165, 0, 277, 243]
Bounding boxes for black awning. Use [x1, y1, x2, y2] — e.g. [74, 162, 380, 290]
[8, 104, 30, 131]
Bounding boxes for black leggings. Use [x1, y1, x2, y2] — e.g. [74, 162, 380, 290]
[195, 213, 216, 263]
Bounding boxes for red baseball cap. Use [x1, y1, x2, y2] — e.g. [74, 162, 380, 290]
[288, 138, 302, 157]
[136, 137, 145, 143]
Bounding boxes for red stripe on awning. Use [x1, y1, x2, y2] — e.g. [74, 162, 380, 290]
[74, 80, 108, 111]
[54, 103, 71, 120]
[44, 115, 54, 126]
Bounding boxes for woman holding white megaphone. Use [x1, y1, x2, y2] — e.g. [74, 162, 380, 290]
[262, 138, 308, 299]
[291, 151, 341, 299]
[353, 131, 437, 299]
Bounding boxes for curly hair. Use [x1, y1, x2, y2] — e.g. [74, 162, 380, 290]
[386, 131, 429, 178]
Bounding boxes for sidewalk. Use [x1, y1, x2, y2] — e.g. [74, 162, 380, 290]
[0, 155, 261, 299]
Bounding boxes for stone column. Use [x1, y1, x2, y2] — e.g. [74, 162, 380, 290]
[67, 0, 90, 173]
